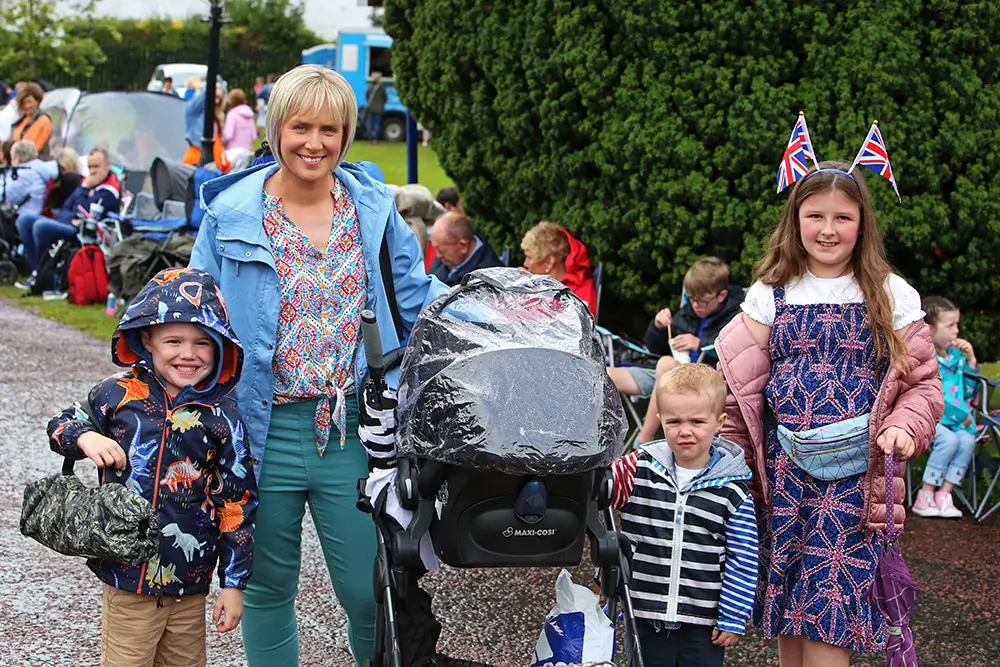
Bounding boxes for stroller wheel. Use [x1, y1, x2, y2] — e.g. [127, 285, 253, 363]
[0, 260, 16, 285]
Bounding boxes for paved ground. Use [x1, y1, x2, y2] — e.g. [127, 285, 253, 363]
[2, 299, 1000, 666]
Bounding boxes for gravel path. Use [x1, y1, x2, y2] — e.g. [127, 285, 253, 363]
[3, 299, 1000, 666]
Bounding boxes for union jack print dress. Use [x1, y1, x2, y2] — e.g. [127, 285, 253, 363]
[756, 286, 887, 653]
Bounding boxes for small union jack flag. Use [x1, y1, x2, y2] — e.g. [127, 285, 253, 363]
[849, 121, 901, 202]
[777, 113, 817, 194]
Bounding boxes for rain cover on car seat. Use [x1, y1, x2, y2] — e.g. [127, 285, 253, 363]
[396, 267, 626, 476]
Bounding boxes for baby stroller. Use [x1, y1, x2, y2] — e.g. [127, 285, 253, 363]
[361, 268, 645, 667]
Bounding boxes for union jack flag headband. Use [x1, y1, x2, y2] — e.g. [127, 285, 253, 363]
[777, 114, 901, 203]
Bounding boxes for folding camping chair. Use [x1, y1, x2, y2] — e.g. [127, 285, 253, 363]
[593, 262, 604, 324]
[598, 326, 658, 451]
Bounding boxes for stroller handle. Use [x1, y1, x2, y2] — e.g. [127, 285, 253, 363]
[361, 309, 386, 392]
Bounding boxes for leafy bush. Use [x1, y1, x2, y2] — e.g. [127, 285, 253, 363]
[386, 0, 1000, 358]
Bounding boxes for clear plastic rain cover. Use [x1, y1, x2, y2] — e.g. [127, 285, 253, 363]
[396, 267, 626, 475]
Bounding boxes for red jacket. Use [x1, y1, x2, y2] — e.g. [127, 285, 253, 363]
[560, 228, 596, 316]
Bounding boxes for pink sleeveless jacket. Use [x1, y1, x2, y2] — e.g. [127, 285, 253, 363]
[716, 313, 943, 532]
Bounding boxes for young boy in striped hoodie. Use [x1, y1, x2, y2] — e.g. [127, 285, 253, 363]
[612, 363, 758, 666]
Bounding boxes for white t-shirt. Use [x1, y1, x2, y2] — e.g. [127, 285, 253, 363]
[674, 464, 705, 489]
[741, 271, 924, 330]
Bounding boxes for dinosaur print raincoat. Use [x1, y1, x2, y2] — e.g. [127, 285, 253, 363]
[47, 267, 257, 597]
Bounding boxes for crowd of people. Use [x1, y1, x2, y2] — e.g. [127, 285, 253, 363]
[0, 62, 977, 667]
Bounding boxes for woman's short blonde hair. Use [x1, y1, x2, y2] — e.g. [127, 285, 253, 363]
[55, 147, 80, 173]
[522, 221, 570, 263]
[265, 65, 358, 170]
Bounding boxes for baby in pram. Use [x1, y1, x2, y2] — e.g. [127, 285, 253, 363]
[356, 268, 640, 667]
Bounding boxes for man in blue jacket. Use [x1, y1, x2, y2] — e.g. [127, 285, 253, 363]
[15, 146, 120, 289]
[2, 140, 57, 215]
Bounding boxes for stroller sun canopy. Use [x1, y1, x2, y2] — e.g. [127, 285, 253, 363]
[396, 268, 626, 476]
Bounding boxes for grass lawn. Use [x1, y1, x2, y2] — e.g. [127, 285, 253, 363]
[346, 141, 453, 195]
[0, 285, 118, 340]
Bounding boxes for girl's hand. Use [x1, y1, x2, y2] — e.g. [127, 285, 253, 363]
[654, 307, 672, 329]
[711, 628, 740, 647]
[877, 426, 916, 460]
[214, 588, 243, 633]
[954, 338, 976, 365]
[77, 431, 127, 470]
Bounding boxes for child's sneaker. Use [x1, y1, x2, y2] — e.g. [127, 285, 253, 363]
[912, 489, 940, 517]
[935, 491, 963, 519]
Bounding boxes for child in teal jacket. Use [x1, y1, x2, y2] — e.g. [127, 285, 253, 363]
[913, 296, 979, 519]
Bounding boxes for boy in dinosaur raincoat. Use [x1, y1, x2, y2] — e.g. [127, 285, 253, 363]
[47, 267, 257, 667]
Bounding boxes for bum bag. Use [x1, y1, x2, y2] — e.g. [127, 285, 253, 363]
[777, 413, 871, 481]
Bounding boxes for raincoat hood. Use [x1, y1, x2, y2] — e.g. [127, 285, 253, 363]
[111, 267, 243, 401]
[643, 436, 751, 489]
[560, 228, 593, 287]
[25, 157, 59, 181]
[395, 184, 446, 225]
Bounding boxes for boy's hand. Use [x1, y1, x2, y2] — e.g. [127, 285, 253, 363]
[671, 333, 700, 352]
[877, 426, 916, 460]
[214, 588, 243, 633]
[711, 628, 740, 647]
[77, 431, 127, 470]
[954, 338, 976, 365]
[654, 307, 673, 329]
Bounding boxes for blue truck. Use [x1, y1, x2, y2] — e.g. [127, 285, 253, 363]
[302, 28, 408, 142]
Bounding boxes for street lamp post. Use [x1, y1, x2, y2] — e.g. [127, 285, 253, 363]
[200, 0, 226, 167]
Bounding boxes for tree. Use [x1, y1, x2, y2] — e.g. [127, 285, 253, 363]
[223, 0, 323, 53]
[385, 0, 1000, 358]
[0, 0, 107, 79]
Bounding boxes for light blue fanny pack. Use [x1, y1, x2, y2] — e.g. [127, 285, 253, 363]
[777, 413, 871, 481]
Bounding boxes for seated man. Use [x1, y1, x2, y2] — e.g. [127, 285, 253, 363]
[2, 140, 57, 216]
[521, 220, 596, 316]
[428, 212, 502, 286]
[608, 256, 743, 443]
[15, 147, 120, 290]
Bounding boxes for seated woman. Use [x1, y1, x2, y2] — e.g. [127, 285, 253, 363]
[521, 220, 597, 316]
[10, 82, 51, 158]
[2, 140, 57, 216]
[43, 148, 83, 213]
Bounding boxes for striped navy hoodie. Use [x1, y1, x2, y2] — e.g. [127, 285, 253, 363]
[612, 437, 758, 633]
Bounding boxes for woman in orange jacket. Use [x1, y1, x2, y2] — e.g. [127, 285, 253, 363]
[11, 82, 52, 158]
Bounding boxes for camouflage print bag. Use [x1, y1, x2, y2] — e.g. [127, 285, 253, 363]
[20, 403, 160, 565]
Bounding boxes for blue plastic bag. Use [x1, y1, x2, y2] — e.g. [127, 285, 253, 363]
[531, 570, 614, 666]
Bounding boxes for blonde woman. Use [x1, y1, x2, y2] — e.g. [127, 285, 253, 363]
[521, 220, 597, 315]
[44, 147, 83, 210]
[189, 65, 445, 666]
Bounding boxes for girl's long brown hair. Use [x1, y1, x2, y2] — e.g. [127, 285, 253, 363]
[753, 160, 907, 366]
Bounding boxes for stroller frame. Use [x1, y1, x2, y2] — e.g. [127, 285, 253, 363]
[360, 458, 647, 667]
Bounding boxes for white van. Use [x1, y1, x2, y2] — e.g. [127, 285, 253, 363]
[147, 64, 226, 99]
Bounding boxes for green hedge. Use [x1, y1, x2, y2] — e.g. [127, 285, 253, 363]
[385, 0, 1000, 358]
